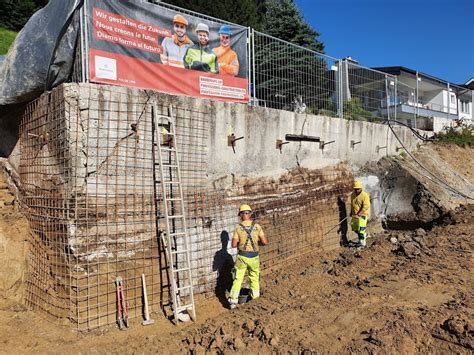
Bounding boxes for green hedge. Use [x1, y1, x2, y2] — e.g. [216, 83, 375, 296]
[0, 27, 17, 55]
[435, 119, 474, 146]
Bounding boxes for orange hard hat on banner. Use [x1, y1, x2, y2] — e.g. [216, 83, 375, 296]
[173, 14, 188, 26]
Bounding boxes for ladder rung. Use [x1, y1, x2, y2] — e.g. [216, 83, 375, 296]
[173, 267, 191, 273]
[177, 304, 194, 312]
[176, 285, 193, 292]
[160, 147, 176, 152]
[171, 249, 188, 254]
[167, 198, 182, 202]
[154, 162, 178, 166]
[153, 180, 181, 185]
[155, 130, 174, 135]
[168, 214, 184, 219]
[169, 232, 186, 236]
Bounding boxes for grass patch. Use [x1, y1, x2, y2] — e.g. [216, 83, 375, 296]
[0, 27, 18, 55]
[434, 119, 474, 146]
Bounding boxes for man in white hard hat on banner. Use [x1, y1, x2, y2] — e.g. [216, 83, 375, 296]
[161, 14, 193, 68]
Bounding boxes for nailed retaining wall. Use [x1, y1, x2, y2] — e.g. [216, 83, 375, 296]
[18, 83, 422, 329]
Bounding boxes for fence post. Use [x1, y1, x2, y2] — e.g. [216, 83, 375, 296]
[83, 0, 90, 82]
[251, 28, 256, 106]
[447, 82, 451, 121]
[247, 27, 252, 106]
[337, 60, 343, 118]
[394, 77, 397, 122]
[385, 75, 390, 121]
[415, 71, 419, 129]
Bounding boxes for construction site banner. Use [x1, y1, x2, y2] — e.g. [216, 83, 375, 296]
[85, 0, 249, 103]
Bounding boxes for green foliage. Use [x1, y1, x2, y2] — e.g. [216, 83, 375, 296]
[263, 0, 323, 52]
[343, 98, 382, 122]
[0, 0, 47, 31]
[434, 119, 474, 146]
[163, 0, 324, 51]
[163, 0, 265, 30]
[0, 27, 17, 54]
[251, 0, 327, 111]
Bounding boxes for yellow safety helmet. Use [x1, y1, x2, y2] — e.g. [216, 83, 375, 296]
[353, 180, 363, 189]
[239, 204, 252, 214]
[173, 14, 189, 26]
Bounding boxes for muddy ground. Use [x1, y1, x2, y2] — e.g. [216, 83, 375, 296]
[0, 145, 473, 354]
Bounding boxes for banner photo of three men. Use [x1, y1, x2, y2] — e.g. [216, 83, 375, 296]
[87, 0, 249, 102]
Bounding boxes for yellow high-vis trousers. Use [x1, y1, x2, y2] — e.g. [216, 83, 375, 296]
[351, 215, 368, 241]
[229, 254, 260, 301]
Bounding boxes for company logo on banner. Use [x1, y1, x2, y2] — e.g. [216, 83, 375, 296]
[87, 0, 249, 103]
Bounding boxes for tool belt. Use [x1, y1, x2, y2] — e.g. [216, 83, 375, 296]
[238, 250, 259, 258]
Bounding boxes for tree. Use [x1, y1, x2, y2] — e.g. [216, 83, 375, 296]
[162, 0, 265, 30]
[0, 0, 48, 31]
[262, 0, 323, 52]
[253, 0, 329, 112]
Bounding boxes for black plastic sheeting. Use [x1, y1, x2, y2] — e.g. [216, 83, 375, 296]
[0, 0, 83, 156]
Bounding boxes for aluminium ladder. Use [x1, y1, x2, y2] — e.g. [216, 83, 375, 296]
[152, 103, 196, 323]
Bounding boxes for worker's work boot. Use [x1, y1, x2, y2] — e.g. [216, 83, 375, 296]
[359, 238, 367, 247]
[228, 298, 238, 310]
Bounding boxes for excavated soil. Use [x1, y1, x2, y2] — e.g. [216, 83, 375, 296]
[0, 204, 471, 353]
[0, 144, 472, 353]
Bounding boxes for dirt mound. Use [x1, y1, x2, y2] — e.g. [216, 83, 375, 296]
[362, 143, 473, 230]
[169, 204, 473, 354]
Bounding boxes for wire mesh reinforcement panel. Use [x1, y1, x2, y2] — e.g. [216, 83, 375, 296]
[19, 83, 352, 330]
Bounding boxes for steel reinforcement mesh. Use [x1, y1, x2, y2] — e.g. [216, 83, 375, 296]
[19, 84, 352, 330]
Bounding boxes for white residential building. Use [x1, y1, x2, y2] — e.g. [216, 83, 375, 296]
[374, 67, 473, 132]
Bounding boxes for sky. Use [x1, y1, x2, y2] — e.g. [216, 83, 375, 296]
[295, 0, 474, 84]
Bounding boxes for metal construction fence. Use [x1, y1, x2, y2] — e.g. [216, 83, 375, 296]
[70, 0, 474, 128]
[250, 30, 400, 123]
[72, 0, 416, 123]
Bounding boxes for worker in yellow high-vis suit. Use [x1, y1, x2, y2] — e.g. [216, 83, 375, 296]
[228, 204, 268, 309]
[351, 180, 371, 247]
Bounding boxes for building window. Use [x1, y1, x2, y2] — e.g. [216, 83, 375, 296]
[460, 100, 470, 114]
[450, 94, 456, 104]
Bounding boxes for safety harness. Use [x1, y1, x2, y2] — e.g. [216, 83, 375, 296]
[238, 222, 259, 258]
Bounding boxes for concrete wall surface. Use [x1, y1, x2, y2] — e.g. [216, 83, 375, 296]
[17, 83, 426, 329]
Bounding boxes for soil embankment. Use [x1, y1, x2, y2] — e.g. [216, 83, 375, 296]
[0, 144, 472, 353]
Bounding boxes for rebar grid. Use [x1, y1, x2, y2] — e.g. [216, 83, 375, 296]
[19, 84, 353, 330]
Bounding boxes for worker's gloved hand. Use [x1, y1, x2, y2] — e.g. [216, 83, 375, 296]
[191, 61, 211, 72]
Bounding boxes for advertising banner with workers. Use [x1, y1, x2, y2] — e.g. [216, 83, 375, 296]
[86, 0, 249, 102]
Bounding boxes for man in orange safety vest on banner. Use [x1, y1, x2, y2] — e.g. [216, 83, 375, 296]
[212, 25, 240, 76]
[161, 14, 193, 68]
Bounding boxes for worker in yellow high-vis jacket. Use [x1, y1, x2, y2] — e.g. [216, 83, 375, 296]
[228, 204, 268, 309]
[351, 180, 371, 247]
